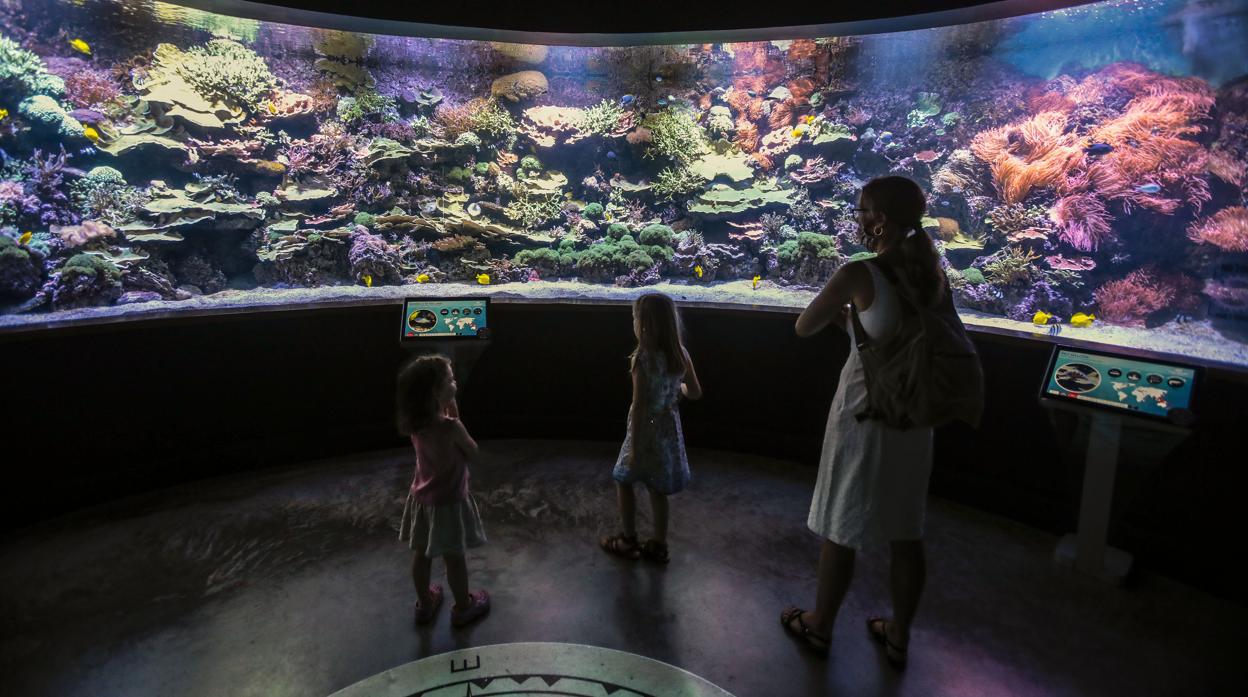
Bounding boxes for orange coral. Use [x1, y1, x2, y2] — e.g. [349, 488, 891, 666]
[1188, 207, 1248, 252]
[496, 150, 518, 168]
[733, 117, 759, 153]
[1094, 267, 1180, 326]
[1027, 91, 1074, 114]
[769, 100, 794, 130]
[435, 98, 486, 139]
[787, 77, 815, 105]
[747, 97, 766, 121]
[787, 39, 818, 63]
[698, 93, 712, 111]
[1209, 149, 1247, 188]
[970, 111, 1085, 204]
[749, 152, 774, 171]
[731, 43, 769, 72]
[726, 87, 753, 114]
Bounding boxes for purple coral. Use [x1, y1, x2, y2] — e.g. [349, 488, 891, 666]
[63, 67, 121, 109]
[348, 226, 401, 284]
[789, 156, 843, 187]
[22, 147, 85, 227]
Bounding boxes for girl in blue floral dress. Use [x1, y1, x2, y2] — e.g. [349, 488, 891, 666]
[600, 292, 702, 563]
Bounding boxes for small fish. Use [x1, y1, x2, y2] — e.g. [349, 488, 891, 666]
[82, 126, 100, 143]
[801, 115, 815, 124]
[606, 150, 617, 159]
[1071, 312, 1096, 328]
[266, 101, 278, 115]
[657, 98, 668, 107]
[476, 273, 490, 285]
[878, 132, 893, 143]
[791, 124, 807, 138]
[68, 38, 91, 56]
[0, 108, 8, 121]
[603, 212, 613, 222]
[620, 94, 636, 106]
[416, 273, 431, 283]
[18, 231, 32, 245]
[467, 202, 481, 217]
[1032, 310, 1053, 326]
[694, 265, 703, 279]
[1084, 142, 1113, 156]
[362, 274, 373, 288]
[654, 75, 663, 83]
[752, 275, 761, 290]
[1135, 183, 1161, 194]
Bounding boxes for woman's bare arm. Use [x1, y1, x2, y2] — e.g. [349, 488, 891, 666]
[795, 262, 868, 337]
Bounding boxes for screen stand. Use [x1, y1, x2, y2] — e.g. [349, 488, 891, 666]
[1054, 412, 1132, 585]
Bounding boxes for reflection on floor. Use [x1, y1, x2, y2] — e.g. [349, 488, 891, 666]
[2, 440, 1245, 697]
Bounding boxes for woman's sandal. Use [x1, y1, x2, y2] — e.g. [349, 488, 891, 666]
[640, 539, 669, 564]
[600, 533, 641, 560]
[451, 590, 491, 627]
[414, 584, 443, 626]
[866, 617, 908, 669]
[780, 607, 830, 657]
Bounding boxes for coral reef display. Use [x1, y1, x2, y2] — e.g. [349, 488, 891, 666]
[1, 0, 1248, 366]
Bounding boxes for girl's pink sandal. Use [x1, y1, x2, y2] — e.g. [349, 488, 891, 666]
[414, 584, 443, 625]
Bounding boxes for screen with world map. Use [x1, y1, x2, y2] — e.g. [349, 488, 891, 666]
[401, 297, 489, 340]
[1042, 347, 1197, 421]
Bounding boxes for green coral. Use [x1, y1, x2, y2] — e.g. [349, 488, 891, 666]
[0, 35, 64, 97]
[337, 91, 398, 124]
[776, 232, 839, 265]
[810, 120, 854, 145]
[848, 251, 877, 262]
[688, 178, 795, 218]
[71, 167, 149, 226]
[63, 253, 122, 282]
[638, 223, 674, 246]
[474, 162, 491, 175]
[519, 155, 542, 172]
[582, 202, 604, 219]
[353, 212, 376, 227]
[706, 106, 734, 135]
[906, 92, 942, 128]
[504, 193, 562, 229]
[982, 246, 1039, 285]
[178, 39, 278, 111]
[607, 222, 630, 240]
[652, 166, 703, 200]
[642, 107, 709, 165]
[454, 132, 481, 149]
[941, 112, 961, 127]
[470, 100, 516, 138]
[580, 99, 624, 135]
[961, 267, 985, 285]
[447, 166, 472, 183]
[19, 95, 84, 138]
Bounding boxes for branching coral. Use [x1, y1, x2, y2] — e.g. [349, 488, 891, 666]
[641, 108, 708, 165]
[469, 99, 517, 139]
[0, 35, 64, 97]
[580, 99, 625, 136]
[733, 117, 759, 153]
[981, 246, 1040, 285]
[348, 226, 401, 284]
[788, 156, 842, 187]
[1187, 207, 1248, 253]
[63, 67, 120, 109]
[652, 166, 703, 200]
[176, 39, 278, 111]
[71, 166, 148, 227]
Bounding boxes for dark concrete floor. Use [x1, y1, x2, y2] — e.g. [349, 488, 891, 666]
[2, 440, 1245, 697]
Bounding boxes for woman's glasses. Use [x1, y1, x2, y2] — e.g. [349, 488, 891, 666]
[849, 207, 872, 215]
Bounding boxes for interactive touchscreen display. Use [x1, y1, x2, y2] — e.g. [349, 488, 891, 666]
[1041, 347, 1197, 421]
[401, 299, 490, 341]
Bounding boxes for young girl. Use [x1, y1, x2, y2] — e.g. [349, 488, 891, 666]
[396, 354, 490, 627]
[600, 292, 702, 563]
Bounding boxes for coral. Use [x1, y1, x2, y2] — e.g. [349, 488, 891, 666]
[606, 223, 630, 240]
[774, 232, 841, 286]
[0, 35, 64, 97]
[970, 111, 1084, 204]
[470, 99, 517, 139]
[520, 105, 587, 147]
[1094, 267, 1176, 326]
[176, 39, 279, 112]
[175, 255, 227, 294]
[1187, 207, 1248, 253]
[984, 203, 1051, 242]
[519, 155, 542, 172]
[652, 166, 703, 200]
[733, 117, 760, 153]
[20, 147, 83, 227]
[53, 220, 117, 248]
[504, 193, 563, 230]
[19, 95, 85, 139]
[768, 100, 794, 131]
[582, 203, 604, 220]
[71, 167, 148, 227]
[1049, 193, 1113, 251]
[638, 224, 674, 247]
[981, 246, 1040, 285]
[688, 178, 795, 218]
[491, 70, 549, 102]
[336, 91, 398, 124]
[52, 253, 122, 310]
[581, 99, 626, 136]
[788, 157, 842, 187]
[706, 106, 734, 135]
[254, 231, 350, 287]
[490, 42, 548, 64]
[0, 234, 42, 300]
[62, 66, 121, 109]
[642, 108, 708, 165]
[930, 149, 981, 195]
[347, 226, 401, 284]
[906, 92, 941, 128]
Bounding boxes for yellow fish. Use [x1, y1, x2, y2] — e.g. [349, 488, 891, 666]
[752, 275, 761, 290]
[476, 273, 490, 285]
[266, 101, 278, 115]
[791, 124, 807, 138]
[0, 108, 8, 121]
[694, 265, 703, 279]
[802, 114, 815, 124]
[362, 274, 373, 287]
[416, 273, 430, 283]
[83, 126, 100, 143]
[1071, 312, 1095, 328]
[1031, 310, 1052, 326]
[19, 231, 32, 245]
[69, 38, 91, 56]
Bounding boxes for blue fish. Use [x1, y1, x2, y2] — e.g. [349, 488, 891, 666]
[1084, 142, 1114, 156]
[657, 98, 668, 107]
[606, 151, 617, 159]
[878, 132, 893, 143]
[620, 94, 636, 105]
[654, 75, 663, 83]
[1135, 183, 1161, 194]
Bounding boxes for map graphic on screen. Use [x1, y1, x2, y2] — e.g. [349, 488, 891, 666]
[1043, 348, 1196, 420]
[401, 299, 489, 340]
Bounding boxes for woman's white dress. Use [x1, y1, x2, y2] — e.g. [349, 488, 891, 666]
[807, 261, 934, 549]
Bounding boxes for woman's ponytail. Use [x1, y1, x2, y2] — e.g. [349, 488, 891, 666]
[861, 177, 946, 306]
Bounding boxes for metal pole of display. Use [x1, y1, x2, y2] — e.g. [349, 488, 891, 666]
[1055, 412, 1132, 585]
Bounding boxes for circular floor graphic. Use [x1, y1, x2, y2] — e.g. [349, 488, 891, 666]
[328, 642, 736, 697]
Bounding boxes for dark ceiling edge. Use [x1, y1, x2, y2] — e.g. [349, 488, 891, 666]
[164, 0, 1099, 45]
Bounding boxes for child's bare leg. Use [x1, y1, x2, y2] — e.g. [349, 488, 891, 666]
[616, 481, 637, 537]
[646, 486, 669, 543]
[444, 553, 471, 608]
[412, 549, 434, 605]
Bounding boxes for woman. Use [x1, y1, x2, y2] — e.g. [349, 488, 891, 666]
[782, 176, 950, 668]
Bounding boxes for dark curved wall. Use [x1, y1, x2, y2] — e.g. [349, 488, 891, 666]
[1, 303, 1245, 603]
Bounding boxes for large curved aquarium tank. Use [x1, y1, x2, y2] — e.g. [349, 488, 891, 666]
[1, 0, 1247, 366]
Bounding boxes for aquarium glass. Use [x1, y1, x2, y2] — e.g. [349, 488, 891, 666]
[1, 0, 1246, 367]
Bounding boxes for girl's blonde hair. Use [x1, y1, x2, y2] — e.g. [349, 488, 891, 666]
[395, 354, 452, 435]
[630, 292, 685, 373]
